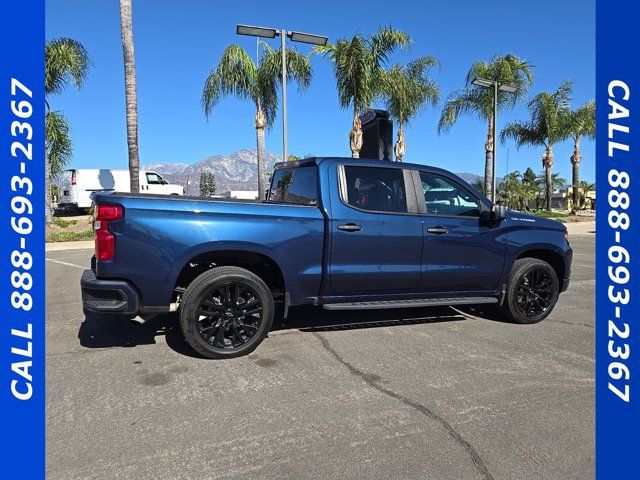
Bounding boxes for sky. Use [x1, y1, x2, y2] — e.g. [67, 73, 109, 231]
[46, 0, 595, 182]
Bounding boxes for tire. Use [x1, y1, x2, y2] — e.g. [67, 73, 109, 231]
[179, 266, 274, 358]
[500, 258, 560, 324]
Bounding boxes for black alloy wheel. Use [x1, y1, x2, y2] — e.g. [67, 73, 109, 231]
[195, 282, 263, 349]
[514, 268, 554, 318]
[179, 266, 274, 358]
[501, 257, 560, 324]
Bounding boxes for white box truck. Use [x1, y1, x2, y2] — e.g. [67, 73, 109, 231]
[57, 169, 184, 210]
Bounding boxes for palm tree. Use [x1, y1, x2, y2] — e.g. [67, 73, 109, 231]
[498, 169, 544, 211]
[521, 167, 540, 210]
[45, 37, 89, 224]
[470, 179, 484, 192]
[533, 171, 568, 210]
[578, 180, 595, 209]
[567, 101, 595, 211]
[119, 0, 140, 194]
[501, 81, 573, 211]
[498, 171, 522, 209]
[315, 27, 410, 158]
[438, 54, 533, 196]
[381, 56, 440, 161]
[202, 43, 311, 196]
[551, 172, 568, 190]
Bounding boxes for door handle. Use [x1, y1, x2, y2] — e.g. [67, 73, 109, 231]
[427, 226, 448, 235]
[337, 223, 362, 232]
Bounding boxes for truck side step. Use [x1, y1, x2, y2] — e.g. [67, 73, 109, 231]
[322, 297, 498, 311]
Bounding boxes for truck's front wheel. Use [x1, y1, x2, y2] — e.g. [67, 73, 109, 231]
[179, 266, 274, 358]
[501, 258, 560, 324]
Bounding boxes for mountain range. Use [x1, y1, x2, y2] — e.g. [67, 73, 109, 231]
[144, 150, 281, 195]
[143, 150, 500, 195]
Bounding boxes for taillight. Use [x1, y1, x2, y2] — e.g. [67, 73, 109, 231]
[94, 204, 123, 260]
[71, 171, 76, 186]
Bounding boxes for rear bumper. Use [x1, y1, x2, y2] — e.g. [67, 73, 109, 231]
[81, 269, 140, 315]
[57, 202, 78, 209]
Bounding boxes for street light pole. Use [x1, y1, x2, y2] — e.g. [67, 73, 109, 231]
[493, 80, 498, 203]
[281, 30, 287, 162]
[236, 24, 328, 163]
[471, 77, 517, 204]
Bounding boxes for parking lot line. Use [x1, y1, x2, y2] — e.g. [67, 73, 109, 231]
[46, 258, 86, 270]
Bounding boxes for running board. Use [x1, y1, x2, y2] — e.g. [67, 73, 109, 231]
[322, 297, 498, 311]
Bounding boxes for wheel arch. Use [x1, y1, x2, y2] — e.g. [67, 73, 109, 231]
[172, 248, 286, 303]
[515, 248, 566, 285]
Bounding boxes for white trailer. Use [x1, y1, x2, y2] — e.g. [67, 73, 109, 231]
[220, 190, 259, 200]
[57, 169, 184, 209]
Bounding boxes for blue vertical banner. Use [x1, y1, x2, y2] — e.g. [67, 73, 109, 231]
[0, 0, 45, 478]
[596, 0, 639, 478]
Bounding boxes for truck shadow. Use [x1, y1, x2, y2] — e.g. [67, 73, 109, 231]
[77, 305, 478, 359]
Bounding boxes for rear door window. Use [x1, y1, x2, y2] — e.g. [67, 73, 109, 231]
[343, 166, 408, 213]
[269, 166, 318, 205]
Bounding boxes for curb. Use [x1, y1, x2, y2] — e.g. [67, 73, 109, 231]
[46, 240, 94, 252]
[565, 221, 596, 236]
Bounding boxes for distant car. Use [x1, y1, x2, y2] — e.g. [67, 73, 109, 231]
[81, 157, 572, 359]
[57, 168, 184, 210]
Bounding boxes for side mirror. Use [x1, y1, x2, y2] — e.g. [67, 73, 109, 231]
[491, 203, 508, 221]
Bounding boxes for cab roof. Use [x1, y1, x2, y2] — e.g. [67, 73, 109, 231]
[273, 156, 465, 179]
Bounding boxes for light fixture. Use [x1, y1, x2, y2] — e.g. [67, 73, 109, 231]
[289, 31, 328, 46]
[472, 77, 493, 88]
[236, 24, 278, 38]
[499, 84, 517, 93]
[236, 24, 328, 165]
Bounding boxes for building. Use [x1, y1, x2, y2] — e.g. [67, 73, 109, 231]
[550, 186, 596, 211]
[219, 190, 259, 200]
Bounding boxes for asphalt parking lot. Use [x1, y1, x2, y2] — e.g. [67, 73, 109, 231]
[46, 231, 594, 480]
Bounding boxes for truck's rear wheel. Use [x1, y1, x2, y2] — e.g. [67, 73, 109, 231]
[501, 258, 559, 324]
[179, 266, 273, 358]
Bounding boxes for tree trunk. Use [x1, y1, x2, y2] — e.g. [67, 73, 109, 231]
[119, 0, 140, 194]
[349, 107, 363, 158]
[394, 126, 405, 162]
[570, 137, 581, 213]
[255, 105, 267, 199]
[484, 114, 494, 198]
[543, 146, 554, 212]
[45, 151, 52, 225]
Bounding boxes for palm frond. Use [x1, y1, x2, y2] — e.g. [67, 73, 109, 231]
[46, 111, 72, 176]
[438, 88, 487, 133]
[318, 27, 408, 114]
[382, 56, 440, 127]
[45, 37, 90, 95]
[503, 81, 574, 149]
[201, 45, 258, 119]
[500, 121, 545, 148]
[442, 53, 533, 134]
[465, 60, 490, 86]
[569, 100, 595, 139]
[260, 46, 312, 92]
[368, 26, 411, 65]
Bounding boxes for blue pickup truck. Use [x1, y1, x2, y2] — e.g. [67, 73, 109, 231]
[81, 157, 572, 358]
